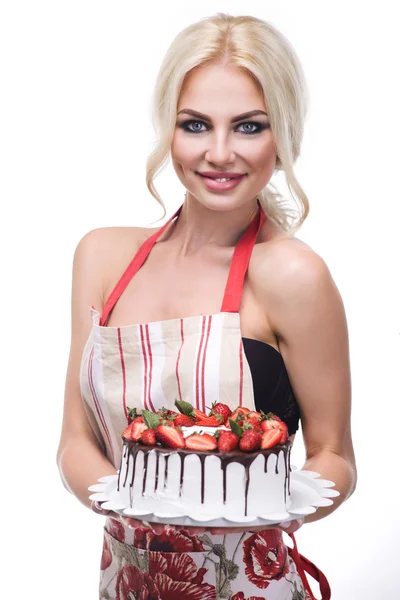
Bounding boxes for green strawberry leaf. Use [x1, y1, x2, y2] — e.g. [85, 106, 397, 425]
[142, 409, 162, 429]
[175, 399, 195, 417]
[229, 419, 243, 439]
[127, 406, 139, 421]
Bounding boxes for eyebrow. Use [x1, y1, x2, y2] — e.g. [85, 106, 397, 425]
[177, 109, 268, 123]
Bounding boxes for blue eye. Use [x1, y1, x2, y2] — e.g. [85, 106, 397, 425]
[178, 120, 268, 135]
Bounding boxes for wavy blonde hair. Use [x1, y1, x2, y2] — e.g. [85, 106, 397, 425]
[145, 12, 310, 234]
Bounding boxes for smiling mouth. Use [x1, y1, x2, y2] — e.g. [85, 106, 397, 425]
[196, 172, 246, 181]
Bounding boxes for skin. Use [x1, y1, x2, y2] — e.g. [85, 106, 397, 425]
[94, 64, 357, 537]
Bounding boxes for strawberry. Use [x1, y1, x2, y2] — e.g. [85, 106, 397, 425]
[173, 414, 196, 428]
[261, 411, 282, 423]
[261, 429, 282, 449]
[247, 410, 262, 419]
[261, 415, 288, 443]
[122, 421, 148, 441]
[192, 408, 208, 421]
[209, 402, 232, 424]
[239, 429, 262, 452]
[157, 407, 179, 421]
[185, 433, 217, 451]
[132, 416, 145, 424]
[277, 421, 289, 443]
[195, 414, 225, 427]
[244, 412, 263, 431]
[217, 431, 239, 452]
[155, 424, 185, 449]
[140, 428, 157, 446]
[229, 406, 251, 426]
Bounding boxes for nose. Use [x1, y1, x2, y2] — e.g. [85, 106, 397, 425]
[205, 131, 235, 166]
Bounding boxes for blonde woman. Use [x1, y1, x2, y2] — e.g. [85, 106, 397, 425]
[57, 12, 357, 600]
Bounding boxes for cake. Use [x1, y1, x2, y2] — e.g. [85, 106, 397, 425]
[116, 401, 292, 521]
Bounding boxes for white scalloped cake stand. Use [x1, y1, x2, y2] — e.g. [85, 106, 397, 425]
[88, 467, 340, 527]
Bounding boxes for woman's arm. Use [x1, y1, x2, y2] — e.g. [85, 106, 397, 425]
[56, 229, 118, 510]
[260, 239, 357, 523]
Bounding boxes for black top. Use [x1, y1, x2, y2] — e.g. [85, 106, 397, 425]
[242, 337, 300, 435]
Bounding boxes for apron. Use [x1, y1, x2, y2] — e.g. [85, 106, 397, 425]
[80, 199, 331, 599]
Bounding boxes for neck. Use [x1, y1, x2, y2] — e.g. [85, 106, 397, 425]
[165, 194, 260, 258]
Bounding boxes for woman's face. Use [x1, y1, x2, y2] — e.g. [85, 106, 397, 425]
[171, 64, 277, 212]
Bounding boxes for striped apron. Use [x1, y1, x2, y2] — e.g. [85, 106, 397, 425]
[80, 199, 330, 599]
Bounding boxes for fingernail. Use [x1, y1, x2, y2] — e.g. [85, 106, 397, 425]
[280, 520, 291, 529]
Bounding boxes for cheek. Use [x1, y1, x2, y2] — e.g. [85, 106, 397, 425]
[171, 131, 199, 167]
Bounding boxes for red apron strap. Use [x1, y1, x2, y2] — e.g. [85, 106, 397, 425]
[99, 204, 183, 326]
[221, 198, 266, 313]
[287, 533, 331, 600]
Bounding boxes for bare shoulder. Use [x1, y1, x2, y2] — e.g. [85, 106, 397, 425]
[76, 225, 156, 297]
[252, 235, 341, 338]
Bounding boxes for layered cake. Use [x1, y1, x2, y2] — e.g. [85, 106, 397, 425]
[116, 401, 292, 521]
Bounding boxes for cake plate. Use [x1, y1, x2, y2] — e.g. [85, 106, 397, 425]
[88, 467, 340, 528]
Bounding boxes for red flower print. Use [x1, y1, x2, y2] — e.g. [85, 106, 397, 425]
[150, 552, 216, 600]
[100, 534, 112, 570]
[106, 518, 126, 543]
[243, 529, 289, 589]
[115, 565, 160, 600]
[114, 553, 215, 600]
[231, 593, 265, 600]
[133, 526, 204, 552]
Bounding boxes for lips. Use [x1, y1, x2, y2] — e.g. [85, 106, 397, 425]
[197, 172, 245, 180]
[196, 171, 246, 192]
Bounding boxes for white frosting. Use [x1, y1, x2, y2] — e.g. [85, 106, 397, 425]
[116, 443, 291, 520]
[180, 424, 230, 438]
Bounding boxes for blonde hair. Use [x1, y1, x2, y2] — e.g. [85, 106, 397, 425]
[146, 12, 310, 234]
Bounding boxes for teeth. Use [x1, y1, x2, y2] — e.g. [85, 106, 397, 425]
[212, 177, 232, 182]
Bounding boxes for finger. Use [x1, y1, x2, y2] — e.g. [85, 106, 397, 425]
[184, 526, 207, 535]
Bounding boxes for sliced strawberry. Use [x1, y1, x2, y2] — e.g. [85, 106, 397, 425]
[261, 429, 282, 449]
[261, 415, 288, 442]
[230, 406, 251, 422]
[247, 410, 261, 419]
[230, 406, 251, 426]
[209, 402, 232, 424]
[192, 408, 208, 421]
[173, 414, 196, 428]
[140, 428, 157, 446]
[185, 433, 217, 451]
[122, 421, 148, 441]
[278, 421, 289, 443]
[244, 413, 263, 431]
[155, 424, 185, 449]
[217, 431, 239, 452]
[195, 414, 225, 427]
[157, 407, 179, 421]
[239, 429, 262, 452]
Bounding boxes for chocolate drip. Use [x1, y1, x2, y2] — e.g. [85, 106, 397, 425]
[129, 450, 139, 507]
[117, 444, 128, 491]
[164, 454, 170, 490]
[154, 452, 160, 493]
[275, 453, 279, 474]
[142, 452, 149, 496]
[179, 453, 185, 497]
[198, 454, 207, 503]
[244, 464, 250, 516]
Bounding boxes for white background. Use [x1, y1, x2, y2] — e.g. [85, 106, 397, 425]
[1, 1, 399, 598]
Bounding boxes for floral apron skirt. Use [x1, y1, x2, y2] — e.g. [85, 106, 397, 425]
[99, 518, 330, 599]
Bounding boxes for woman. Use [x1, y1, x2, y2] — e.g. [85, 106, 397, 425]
[56, 12, 357, 600]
